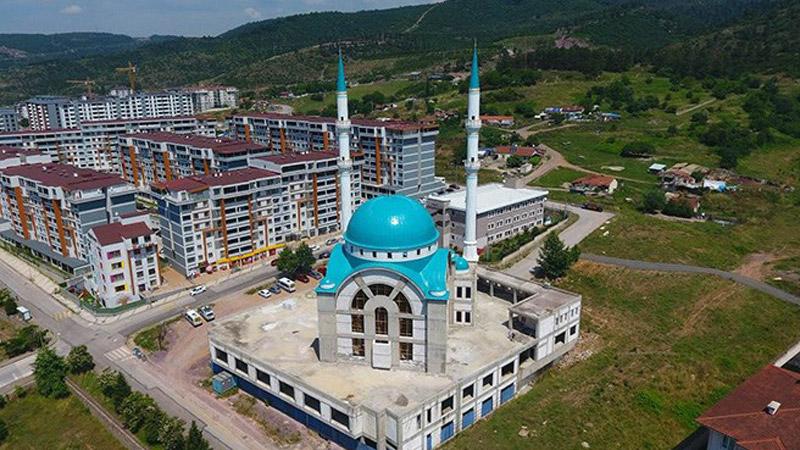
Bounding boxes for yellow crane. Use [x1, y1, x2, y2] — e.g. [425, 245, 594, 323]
[67, 78, 96, 96]
[115, 61, 138, 93]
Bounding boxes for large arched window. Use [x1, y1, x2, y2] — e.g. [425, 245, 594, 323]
[394, 292, 411, 314]
[375, 307, 388, 335]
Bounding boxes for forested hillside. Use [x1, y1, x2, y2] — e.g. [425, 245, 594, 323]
[0, 0, 788, 104]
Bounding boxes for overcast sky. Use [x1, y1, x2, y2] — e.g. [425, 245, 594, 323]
[0, 0, 438, 37]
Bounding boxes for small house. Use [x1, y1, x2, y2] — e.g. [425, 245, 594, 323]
[648, 163, 666, 174]
[570, 174, 618, 195]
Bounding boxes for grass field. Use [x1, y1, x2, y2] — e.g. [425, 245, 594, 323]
[530, 167, 586, 188]
[0, 390, 126, 450]
[446, 262, 800, 450]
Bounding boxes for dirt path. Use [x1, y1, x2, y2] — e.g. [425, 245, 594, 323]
[734, 253, 781, 280]
[676, 98, 716, 116]
[403, 3, 440, 33]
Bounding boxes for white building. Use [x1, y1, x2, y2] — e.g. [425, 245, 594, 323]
[87, 217, 161, 308]
[187, 85, 239, 112]
[427, 184, 548, 252]
[0, 108, 20, 132]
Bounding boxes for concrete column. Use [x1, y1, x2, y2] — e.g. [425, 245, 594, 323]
[426, 301, 448, 374]
[317, 293, 337, 362]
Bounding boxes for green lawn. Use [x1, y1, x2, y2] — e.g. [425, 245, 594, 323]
[446, 263, 800, 449]
[530, 167, 586, 188]
[0, 390, 126, 450]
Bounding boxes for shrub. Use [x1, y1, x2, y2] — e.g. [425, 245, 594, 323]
[66, 345, 95, 374]
[620, 141, 655, 158]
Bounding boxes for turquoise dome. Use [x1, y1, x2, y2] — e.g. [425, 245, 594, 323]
[345, 195, 439, 251]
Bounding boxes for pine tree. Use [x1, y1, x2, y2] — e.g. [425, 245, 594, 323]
[537, 233, 580, 279]
[186, 421, 210, 450]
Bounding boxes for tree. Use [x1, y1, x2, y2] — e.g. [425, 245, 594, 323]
[506, 155, 524, 168]
[98, 369, 131, 411]
[186, 421, 211, 450]
[143, 411, 166, 445]
[1, 325, 48, 357]
[160, 416, 186, 450]
[276, 243, 315, 276]
[0, 419, 7, 444]
[33, 347, 68, 399]
[120, 391, 158, 432]
[641, 190, 666, 213]
[620, 141, 655, 158]
[2, 296, 17, 316]
[537, 233, 580, 279]
[66, 345, 94, 374]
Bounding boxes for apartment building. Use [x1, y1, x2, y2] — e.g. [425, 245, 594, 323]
[231, 112, 445, 199]
[0, 147, 53, 169]
[87, 216, 161, 308]
[0, 116, 217, 171]
[427, 184, 548, 252]
[119, 132, 270, 188]
[0, 163, 137, 270]
[187, 85, 239, 112]
[26, 91, 195, 131]
[250, 151, 362, 238]
[154, 168, 287, 276]
[0, 108, 20, 132]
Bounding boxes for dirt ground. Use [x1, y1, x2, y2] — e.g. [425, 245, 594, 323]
[734, 252, 781, 280]
[144, 279, 333, 449]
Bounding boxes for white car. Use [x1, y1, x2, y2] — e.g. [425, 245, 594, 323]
[189, 285, 207, 296]
[199, 305, 215, 321]
[185, 309, 203, 327]
[258, 289, 272, 299]
[309, 244, 321, 252]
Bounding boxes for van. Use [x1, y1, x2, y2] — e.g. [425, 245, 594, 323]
[278, 277, 296, 293]
[185, 309, 203, 327]
[16, 306, 31, 321]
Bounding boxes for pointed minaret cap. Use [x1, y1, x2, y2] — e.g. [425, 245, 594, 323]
[337, 49, 347, 92]
[469, 44, 480, 90]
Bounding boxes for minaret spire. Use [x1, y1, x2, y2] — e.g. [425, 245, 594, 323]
[336, 48, 354, 231]
[463, 44, 481, 263]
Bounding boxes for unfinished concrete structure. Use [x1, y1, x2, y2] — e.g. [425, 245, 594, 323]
[207, 50, 582, 450]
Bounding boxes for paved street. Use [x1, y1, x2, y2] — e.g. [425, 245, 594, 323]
[506, 201, 614, 278]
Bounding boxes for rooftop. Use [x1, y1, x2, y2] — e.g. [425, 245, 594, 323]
[236, 112, 432, 132]
[697, 365, 800, 450]
[258, 151, 339, 165]
[0, 163, 127, 191]
[155, 167, 279, 193]
[495, 146, 542, 157]
[209, 289, 531, 415]
[90, 222, 153, 246]
[0, 146, 43, 160]
[428, 183, 548, 215]
[572, 174, 616, 187]
[125, 132, 266, 155]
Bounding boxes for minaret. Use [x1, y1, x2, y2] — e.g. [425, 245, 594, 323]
[336, 49, 354, 231]
[463, 46, 481, 263]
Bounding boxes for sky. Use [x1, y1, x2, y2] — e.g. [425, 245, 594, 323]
[0, 0, 439, 37]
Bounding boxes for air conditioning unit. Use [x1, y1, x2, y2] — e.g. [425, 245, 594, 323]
[766, 400, 781, 415]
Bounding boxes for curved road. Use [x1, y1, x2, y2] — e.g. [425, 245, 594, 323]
[582, 253, 800, 306]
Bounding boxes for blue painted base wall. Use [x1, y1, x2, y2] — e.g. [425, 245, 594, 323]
[211, 363, 374, 450]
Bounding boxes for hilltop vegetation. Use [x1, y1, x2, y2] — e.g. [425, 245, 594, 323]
[0, 0, 786, 103]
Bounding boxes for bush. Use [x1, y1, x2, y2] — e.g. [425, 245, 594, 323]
[506, 155, 525, 168]
[620, 141, 655, 158]
[663, 199, 695, 218]
[98, 369, 131, 412]
[119, 391, 157, 432]
[0, 419, 7, 443]
[186, 421, 211, 450]
[640, 190, 666, 213]
[480, 226, 547, 263]
[2, 325, 49, 358]
[66, 345, 95, 374]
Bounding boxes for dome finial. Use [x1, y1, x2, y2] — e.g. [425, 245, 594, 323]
[469, 42, 480, 90]
[337, 48, 347, 92]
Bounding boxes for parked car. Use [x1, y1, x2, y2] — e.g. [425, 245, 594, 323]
[325, 238, 338, 246]
[189, 285, 207, 296]
[268, 285, 282, 294]
[185, 309, 203, 327]
[318, 251, 331, 260]
[295, 273, 310, 283]
[308, 270, 323, 280]
[132, 347, 146, 360]
[581, 202, 604, 212]
[199, 305, 215, 321]
[258, 289, 272, 299]
[278, 277, 296, 292]
[309, 244, 321, 252]
[270, 259, 279, 267]
[317, 266, 327, 276]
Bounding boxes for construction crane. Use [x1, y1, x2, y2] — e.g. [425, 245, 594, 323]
[67, 78, 96, 96]
[115, 61, 137, 93]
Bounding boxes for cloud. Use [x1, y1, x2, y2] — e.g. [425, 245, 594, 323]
[60, 4, 83, 15]
[244, 7, 261, 19]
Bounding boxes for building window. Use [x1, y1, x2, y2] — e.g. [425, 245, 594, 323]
[482, 373, 494, 388]
[465, 311, 472, 324]
[555, 331, 566, 345]
[279, 381, 295, 399]
[457, 287, 462, 298]
[352, 315, 364, 333]
[375, 307, 388, 335]
[462, 384, 474, 400]
[304, 393, 321, 413]
[501, 361, 515, 377]
[570, 324, 577, 335]
[352, 290, 368, 310]
[399, 342, 413, 361]
[464, 287, 472, 298]
[400, 318, 413, 337]
[256, 369, 270, 386]
[352, 338, 365, 357]
[370, 284, 393, 297]
[235, 358, 248, 374]
[441, 396, 454, 414]
[215, 348, 228, 364]
[331, 408, 350, 429]
[394, 292, 411, 314]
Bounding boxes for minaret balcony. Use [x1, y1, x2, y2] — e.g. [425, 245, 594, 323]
[465, 119, 482, 131]
[336, 120, 351, 131]
[464, 160, 481, 173]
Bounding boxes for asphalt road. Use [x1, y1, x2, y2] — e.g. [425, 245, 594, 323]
[506, 201, 615, 278]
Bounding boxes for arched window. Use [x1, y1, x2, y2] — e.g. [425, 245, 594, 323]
[375, 307, 388, 335]
[394, 292, 411, 314]
[352, 290, 368, 310]
[370, 284, 393, 297]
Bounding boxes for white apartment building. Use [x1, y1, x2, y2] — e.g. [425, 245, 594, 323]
[188, 85, 239, 112]
[87, 217, 160, 308]
[0, 108, 19, 132]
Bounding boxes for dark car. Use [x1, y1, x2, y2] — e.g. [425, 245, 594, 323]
[296, 273, 310, 283]
[308, 270, 323, 280]
[318, 251, 331, 260]
[581, 202, 604, 212]
[268, 285, 281, 294]
[270, 259, 279, 266]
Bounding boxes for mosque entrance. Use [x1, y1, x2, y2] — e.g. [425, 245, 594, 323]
[372, 340, 391, 369]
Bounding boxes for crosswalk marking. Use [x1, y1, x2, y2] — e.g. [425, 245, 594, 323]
[105, 346, 134, 362]
[53, 310, 73, 321]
